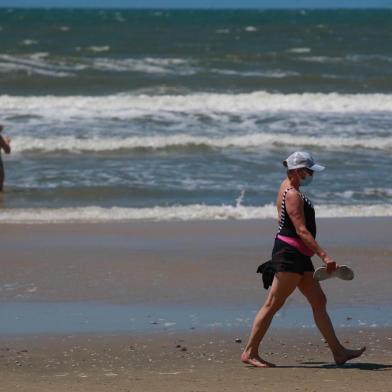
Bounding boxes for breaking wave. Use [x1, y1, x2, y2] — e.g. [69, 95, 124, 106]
[11, 133, 392, 153]
[2, 93, 392, 122]
[0, 203, 391, 223]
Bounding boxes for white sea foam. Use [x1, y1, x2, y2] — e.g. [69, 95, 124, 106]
[287, 47, 311, 54]
[299, 56, 344, 64]
[244, 26, 258, 32]
[0, 203, 390, 223]
[356, 54, 392, 63]
[335, 190, 355, 199]
[0, 54, 80, 77]
[21, 39, 39, 46]
[114, 12, 126, 22]
[301, 54, 392, 64]
[10, 132, 392, 153]
[334, 188, 392, 199]
[30, 52, 50, 60]
[363, 188, 392, 197]
[0, 60, 74, 77]
[0, 64, 72, 77]
[2, 92, 392, 123]
[91, 57, 194, 74]
[87, 46, 110, 52]
[0, 54, 193, 77]
[211, 68, 299, 78]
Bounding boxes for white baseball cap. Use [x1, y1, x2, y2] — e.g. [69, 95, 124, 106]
[283, 151, 325, 172]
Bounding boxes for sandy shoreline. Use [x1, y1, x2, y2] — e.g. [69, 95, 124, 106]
[0, 218, 391, 307]
[0, 328, 391, 392]
[0, 218, 391, 390]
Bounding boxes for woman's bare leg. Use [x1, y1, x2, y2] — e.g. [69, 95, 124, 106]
[241, 272, 302, 367]
[298, 272, 366, 365]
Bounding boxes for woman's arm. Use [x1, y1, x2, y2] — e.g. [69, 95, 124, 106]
[0, 136, 11, 154]
[285, 190, 337, 272]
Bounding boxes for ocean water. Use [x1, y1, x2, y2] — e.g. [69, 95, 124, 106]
[0, 302, 390, 335]
[0, 9, 391, 222]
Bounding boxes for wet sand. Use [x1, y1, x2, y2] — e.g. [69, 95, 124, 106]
[0, 218, 391, 390]
[0, 218, 391, 307]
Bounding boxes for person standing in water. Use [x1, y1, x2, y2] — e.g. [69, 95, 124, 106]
[241, 151, 365, 367]
[0, 124, 11, 191]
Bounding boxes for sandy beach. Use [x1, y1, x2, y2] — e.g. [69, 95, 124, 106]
[0, 218, 391, 307]
[0, 328, 391, 392]
[2, 5, 392, 391]
[0, 218, 391, 391]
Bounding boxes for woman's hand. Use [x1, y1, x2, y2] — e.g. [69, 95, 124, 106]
[322, 255, 338, 273]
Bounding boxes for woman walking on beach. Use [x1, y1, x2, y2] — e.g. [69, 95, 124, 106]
[241, 151, 365, 368]
[0, 124, 11, 191]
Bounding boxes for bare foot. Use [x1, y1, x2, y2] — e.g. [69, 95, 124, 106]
[334, 347, 366, 366]
[241, 352, 276, 368]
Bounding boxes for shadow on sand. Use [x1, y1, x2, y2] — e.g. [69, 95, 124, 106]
[282, 361, 392, 371]
[245, 362, 392, 371]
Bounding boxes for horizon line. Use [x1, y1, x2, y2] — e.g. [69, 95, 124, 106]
[0, 5, 392, 10]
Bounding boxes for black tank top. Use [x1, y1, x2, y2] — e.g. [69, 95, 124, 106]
[278, 187, 316, 239]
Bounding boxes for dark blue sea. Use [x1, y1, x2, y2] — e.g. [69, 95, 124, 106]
[0, 8, 391, 222]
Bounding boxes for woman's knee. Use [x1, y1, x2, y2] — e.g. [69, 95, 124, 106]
[264, 295, 286, 314]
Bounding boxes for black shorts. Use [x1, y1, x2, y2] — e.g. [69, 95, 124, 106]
[271, 238, 315, 275]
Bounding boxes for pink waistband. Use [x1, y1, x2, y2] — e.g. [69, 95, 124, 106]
[277, 234, 315, 257]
